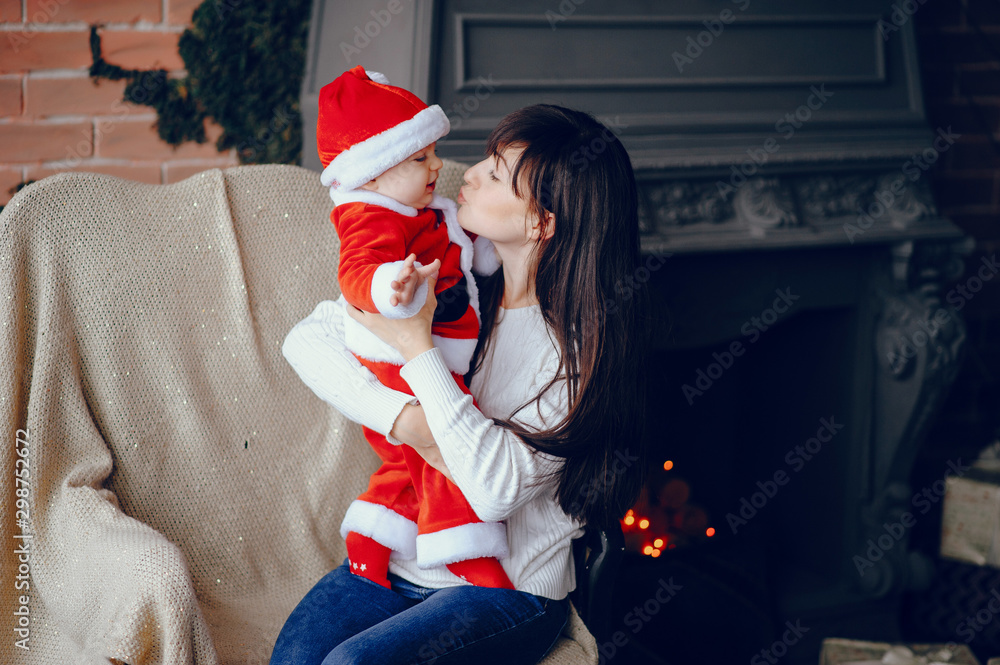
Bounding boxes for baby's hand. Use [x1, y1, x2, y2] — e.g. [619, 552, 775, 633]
[390, 254, 441, 307]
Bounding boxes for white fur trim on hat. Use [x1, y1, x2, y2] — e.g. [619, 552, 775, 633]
[366, 70, 390, 85]
[321, 105, 450, 191]
[341, 499, 418, 559]
[416, 522, 510, 569]
[371, 260, 428, 318]
[330, 187, 418, 217]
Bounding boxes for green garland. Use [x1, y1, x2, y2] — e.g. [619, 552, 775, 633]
[88, 0, 311, 165]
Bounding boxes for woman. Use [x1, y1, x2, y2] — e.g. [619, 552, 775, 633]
[272, 104, 649, 665]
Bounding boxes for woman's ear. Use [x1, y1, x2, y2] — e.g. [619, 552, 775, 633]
[531, 211, 556, 241]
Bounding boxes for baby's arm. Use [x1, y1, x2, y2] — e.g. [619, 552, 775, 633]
[336, 209, 428, 318]
[399, 349, 568, 522]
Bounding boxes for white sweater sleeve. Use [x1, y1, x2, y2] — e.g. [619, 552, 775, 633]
[399, 347, 568, 523]
[281, 300, 415, 438]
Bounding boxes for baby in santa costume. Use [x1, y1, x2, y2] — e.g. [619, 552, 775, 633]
[316, 66, 511, 589]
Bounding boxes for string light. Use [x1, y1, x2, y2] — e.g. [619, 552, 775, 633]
[638, 518, 649, 530]
[643, 545, 653, 555]
[663, 460, 673, 471]
[706, 527, 716, 537]
[653, 538, 664, 548]
[651, 549, 661, 558]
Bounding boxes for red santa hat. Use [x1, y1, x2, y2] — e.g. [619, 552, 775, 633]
[317, 66, 450, 191]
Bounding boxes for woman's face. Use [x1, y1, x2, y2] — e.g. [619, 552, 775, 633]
[456, 147, 538, 246]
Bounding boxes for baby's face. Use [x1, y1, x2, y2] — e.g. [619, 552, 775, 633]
[364, 144, 443, 209]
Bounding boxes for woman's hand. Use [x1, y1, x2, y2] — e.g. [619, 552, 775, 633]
[345, 259, 440, 361]
[391, 403, 453, 482]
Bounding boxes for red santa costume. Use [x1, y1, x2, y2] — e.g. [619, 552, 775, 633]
[317, 66, 509, 588]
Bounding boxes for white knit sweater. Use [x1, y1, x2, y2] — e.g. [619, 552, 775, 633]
[281, 299, 583, 600]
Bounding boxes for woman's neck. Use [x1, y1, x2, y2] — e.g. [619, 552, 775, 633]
[497, 245, 538, 309]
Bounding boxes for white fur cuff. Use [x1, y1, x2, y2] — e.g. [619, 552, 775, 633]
[341, 500, 418, 559]
[416, 521, 510, 569]
[371, 260, 428, 319]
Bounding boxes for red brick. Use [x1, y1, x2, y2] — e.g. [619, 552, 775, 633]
[0, 168, 25, 205]
[96, 118, 228, 160]
[0, 0, 21, 22]
[0, 30, 92, 74]
[0, 77, 22, 116]
[167, 0, 202, 26]
[25, 0, 160, 23]
[99, 30, 185, 71]
[26, 76, 140, 118]
[26, 163, 161, 184]
[0, 121, 92, 162]
[164, 157, 240, 183]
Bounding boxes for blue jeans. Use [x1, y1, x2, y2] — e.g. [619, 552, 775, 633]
[269, 561, 570, 665]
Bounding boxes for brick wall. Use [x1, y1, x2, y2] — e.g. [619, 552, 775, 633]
[913, 3, 1000, 463]
[0, 0, 238, 205]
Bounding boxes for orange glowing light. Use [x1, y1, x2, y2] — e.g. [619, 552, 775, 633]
[624, 515, 635, 526]
[638, 519, 649, 530]
[643, 545, 653, 555]
[663, 460, 674, 471]
[651, 549, 661, 558]
[706, 527, 716, 537]
[653, 538, 664, 548]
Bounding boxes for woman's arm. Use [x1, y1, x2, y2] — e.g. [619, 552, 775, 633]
[282, 299, 416, 439]
[399, 348, 567, 523]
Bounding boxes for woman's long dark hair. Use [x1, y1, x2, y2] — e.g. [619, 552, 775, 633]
[469, 104, 650, 530]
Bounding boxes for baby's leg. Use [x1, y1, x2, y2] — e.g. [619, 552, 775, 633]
[344, 432, 418, 588]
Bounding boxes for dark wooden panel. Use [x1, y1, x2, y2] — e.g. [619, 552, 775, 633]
[431, 0, 932, 170]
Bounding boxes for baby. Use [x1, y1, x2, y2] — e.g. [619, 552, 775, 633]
[315, 66, 509, 589]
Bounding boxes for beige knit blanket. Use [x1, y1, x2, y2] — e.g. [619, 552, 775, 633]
[0, 164, 597, 665]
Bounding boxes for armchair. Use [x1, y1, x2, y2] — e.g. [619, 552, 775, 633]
[0, 161, 601, 664]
